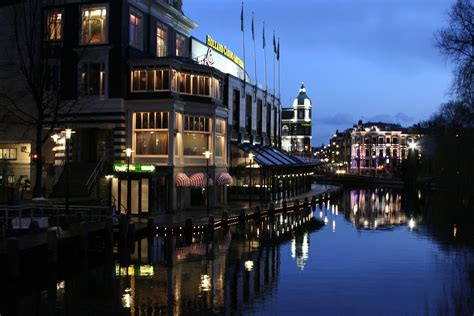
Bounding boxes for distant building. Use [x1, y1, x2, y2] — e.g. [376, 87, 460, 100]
[281, 84, 312, 155]
[327, 121, 421, 174]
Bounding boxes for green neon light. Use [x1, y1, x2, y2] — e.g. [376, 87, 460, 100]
[113, 163, 156, 173]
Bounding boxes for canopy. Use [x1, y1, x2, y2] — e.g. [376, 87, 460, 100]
[216, 172, 233, 185]
[176, 173, 191, 187]
[189, 172, 214, 187]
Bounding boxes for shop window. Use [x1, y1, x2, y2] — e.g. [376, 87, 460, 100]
[134, 112, 169, 155]
[156, 23, 168, 57]
[47, 11, 62, 41]
[81, 63, 105, 96]
[81, 7, 107, 45]
[129, 11, 142, 49]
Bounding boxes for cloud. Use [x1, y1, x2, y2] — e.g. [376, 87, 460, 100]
[317, 113, 354, 126]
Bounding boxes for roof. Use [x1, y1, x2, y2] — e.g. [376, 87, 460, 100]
[294, 83, 312, 106]
[232, 142, 320, 167]
[356, 121, 408, 133]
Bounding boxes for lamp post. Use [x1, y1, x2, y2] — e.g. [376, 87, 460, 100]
[64, 129, 74, 214]
[248, 153, 254, 208]
[125, 148, 134, 216]
[203, 151, 212, 216]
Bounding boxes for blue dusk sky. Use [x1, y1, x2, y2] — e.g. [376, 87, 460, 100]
[184, 0, 455, 145]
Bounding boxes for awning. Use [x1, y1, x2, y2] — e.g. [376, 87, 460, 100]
[176, 173, 191, 187]
[189, 173, 214, 187]
[217, 172, 233, 185]
[231, 141, 321, 167]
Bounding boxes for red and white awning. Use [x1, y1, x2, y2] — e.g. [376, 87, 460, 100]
[176, 173, 191, 187]
[189, 172, 214, 188]
[216, 172, 233, 185]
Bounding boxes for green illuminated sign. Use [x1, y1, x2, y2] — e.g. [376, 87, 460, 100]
[301, 123, 313, 127]
[113, 163, 156, 173]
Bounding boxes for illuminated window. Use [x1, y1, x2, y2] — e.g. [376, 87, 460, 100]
[81, 7, 107, 44]
[81, 63, 105, 96]
[0, 148, 17, 160]
[215, 118, 226, 157]
[156, 23, 168, 57]
[134, 112, 169, 155]
[129, 12, 142, 49]
[183, 115, 210, 156]
[47, 12, 62, 41]
[176, 33, 186, 57]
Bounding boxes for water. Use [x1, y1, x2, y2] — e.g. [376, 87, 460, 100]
[6, 188, 474, 315]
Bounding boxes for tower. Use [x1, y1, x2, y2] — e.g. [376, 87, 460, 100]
[281, 83, 313, 154]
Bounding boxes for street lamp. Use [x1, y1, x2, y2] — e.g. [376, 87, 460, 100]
[124, 148, 134, 216]
[248, 153, 254, 208]
[64, 128, 75, 214]
[203, 151, 212, 216]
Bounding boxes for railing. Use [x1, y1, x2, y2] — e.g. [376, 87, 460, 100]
[0, 204, 111, 234]
[86, 153, 107, 194]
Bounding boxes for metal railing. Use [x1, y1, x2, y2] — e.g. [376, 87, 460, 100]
[0, 204, 111, 232]
[86, 153, 107, 194]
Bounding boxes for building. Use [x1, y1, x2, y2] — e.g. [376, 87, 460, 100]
[281, 84, 313, 155]
[0, 0, 315, 212]
[328, 121, 421, 174]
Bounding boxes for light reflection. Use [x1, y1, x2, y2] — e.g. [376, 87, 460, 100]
[332, 220, 336, 232]
[200, 274, 211, 292]
[453, 224, 457, 237]
[408, 218, 416, 230]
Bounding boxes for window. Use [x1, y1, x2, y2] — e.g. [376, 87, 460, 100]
[215, 118, 226, 157]
[245, 94, 252, 134]
[297, 109, 304, 119]
[232, 90, 240, 135]
[257, 99, 263, 134]
[183, 115, 210, 156]
[134, 112, 169, 155]
[131, 69, 170, 92]
[266, 103, 271, 135]
[47, 11, 62, 41]
[81, 63, 105, 96]
[176, 33, 186, 57]
[156, 23, 168, 57]
[81, 7, 107, 44]
[129, 12, 142, 49]
[0, 148, 17, 160]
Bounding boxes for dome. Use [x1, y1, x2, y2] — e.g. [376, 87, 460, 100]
[293, 83, 312, 107]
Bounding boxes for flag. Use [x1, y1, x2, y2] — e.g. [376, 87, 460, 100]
[251, 13, 255, 40]
[273, 31, 276, 54]
[240, 2, 244, 32]
[277, 38, 280, 61]
[262, 22, 266, 48]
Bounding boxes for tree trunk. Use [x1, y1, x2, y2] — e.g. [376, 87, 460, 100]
[33, 124, 43, 198]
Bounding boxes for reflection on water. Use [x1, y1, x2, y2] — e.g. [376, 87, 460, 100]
[5, 188, 474, 315]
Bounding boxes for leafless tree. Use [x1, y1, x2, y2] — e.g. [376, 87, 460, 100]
[436, 0, 474, 106]
[0, 0, 82, 197]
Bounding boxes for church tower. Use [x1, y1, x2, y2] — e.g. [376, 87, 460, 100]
[281, 83, 313, 154]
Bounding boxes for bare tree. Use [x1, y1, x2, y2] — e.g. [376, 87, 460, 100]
[436, 0, 474, 105]
[0, 0, 80, 197]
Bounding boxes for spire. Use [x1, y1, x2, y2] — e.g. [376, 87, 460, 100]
[300, 82, 306, 93]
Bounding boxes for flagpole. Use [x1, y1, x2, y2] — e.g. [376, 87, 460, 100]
[273, 30, 276, 98]
[263, 21, 267, 92]
[278, 37, 281, 100]
[241, 2, 246, 87]
[252, 12, 257, 89]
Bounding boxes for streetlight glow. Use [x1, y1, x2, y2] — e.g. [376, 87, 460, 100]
[203, 150, 211, 159]
[408, 141, 417, 150]
[125, 148, 134, 157]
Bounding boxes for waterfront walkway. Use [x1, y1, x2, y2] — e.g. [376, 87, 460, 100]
[132, 185, 337, 228]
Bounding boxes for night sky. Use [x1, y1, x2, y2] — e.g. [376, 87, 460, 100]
[184, 0, 455, 145]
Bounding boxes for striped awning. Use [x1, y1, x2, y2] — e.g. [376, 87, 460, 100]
[189, 172, 214, 188]
[216, 172, 233, 185]
[176, 173, 191, 187]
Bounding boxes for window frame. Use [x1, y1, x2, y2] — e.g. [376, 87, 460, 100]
[134, 112, 169, 157]
[80, 5, 108, 45]
[129, 9, 143, 50]
[81, 62, 106, 96]
[156, 22, 168, 57]
[46, 9, 63, 42]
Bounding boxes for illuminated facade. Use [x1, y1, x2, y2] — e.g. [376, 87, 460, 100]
[0, 0, 289, 210]
[281, 84, 313, 155]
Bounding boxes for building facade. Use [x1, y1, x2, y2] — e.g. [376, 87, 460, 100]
[327, 121, 421, 174]
[0, 0, 311, 212]
[281, 84, 312, 155]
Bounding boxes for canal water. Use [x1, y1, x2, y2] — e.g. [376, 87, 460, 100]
[9, 188, 474, 315]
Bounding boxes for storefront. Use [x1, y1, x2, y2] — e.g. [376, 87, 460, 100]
[111, 163, 170, 215]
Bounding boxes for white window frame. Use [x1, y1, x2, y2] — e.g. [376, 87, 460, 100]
[156, 22, 168, 57]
